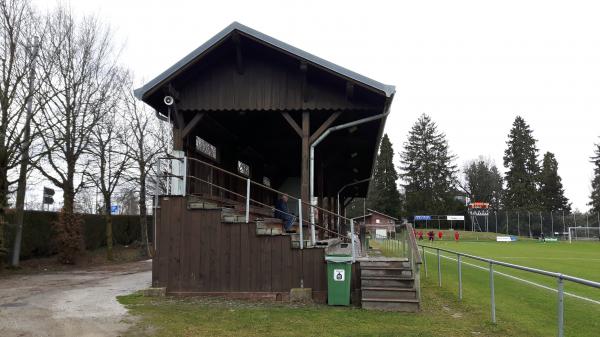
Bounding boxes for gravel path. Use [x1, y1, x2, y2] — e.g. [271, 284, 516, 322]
[0, 260, 152, 337]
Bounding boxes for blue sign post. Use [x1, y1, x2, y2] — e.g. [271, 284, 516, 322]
[111, 205, 120, 215]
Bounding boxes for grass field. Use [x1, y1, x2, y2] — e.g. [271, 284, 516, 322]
[118, 287, 524, 337]
[117, 233, 599, 336]
[378, 232, 600, 337]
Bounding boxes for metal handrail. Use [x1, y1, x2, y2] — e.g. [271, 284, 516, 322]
[419, 245, 600, 288]
[186, 156, 353, 223]
[405, 223, 422, 265]
[186, 174, 353, 241]
[418, 244, 600, 337]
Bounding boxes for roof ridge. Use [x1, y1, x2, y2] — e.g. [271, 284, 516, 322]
[134, 21, 395, 99]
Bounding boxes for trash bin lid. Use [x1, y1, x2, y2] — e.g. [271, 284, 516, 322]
[325, 242, 352, 257]
[325, 255, 353, 263]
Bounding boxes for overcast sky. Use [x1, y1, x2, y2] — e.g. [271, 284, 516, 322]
[33, 0, 600, 211]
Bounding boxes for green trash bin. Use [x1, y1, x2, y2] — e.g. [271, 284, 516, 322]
[325, 245, 353, 306]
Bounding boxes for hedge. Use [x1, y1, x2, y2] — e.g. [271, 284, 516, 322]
[2, 209, 153, 261]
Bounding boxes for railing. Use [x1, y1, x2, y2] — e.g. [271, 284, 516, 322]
[418, 244, 600, 337]
[377, 224, 423, 301]
[155, 154, 360, 260]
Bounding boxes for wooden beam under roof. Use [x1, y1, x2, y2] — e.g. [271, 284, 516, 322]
[181, 113, 204, 138]
[281, 112, 302, 137]
[310, 111, 341, 144]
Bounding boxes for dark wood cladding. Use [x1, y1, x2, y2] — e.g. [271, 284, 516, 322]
[154, 197, 331, 294]
[177, 51, 376, 112]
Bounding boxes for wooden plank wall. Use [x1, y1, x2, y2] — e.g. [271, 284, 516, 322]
[154, 197, 329, 294]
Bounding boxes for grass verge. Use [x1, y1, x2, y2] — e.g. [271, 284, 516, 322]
[118, 285, 525, 337]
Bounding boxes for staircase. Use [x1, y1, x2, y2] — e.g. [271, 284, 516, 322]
[359, 258, 420, 312]
[187, 195, 315, 249]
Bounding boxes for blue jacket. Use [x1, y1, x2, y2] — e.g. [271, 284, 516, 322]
[274, 199, 289, 219]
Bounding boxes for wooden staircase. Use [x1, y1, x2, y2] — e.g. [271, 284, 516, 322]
[187, 195, 315, 249]
[359, 258, 420, 312]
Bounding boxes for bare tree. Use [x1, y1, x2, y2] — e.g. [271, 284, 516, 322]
[86, 91, 131, 260]
[74, 186, 96, 214]
[32, 7, 121, 263]
[122, 85, 168, 257]
[0, 0, 39, 267]
[114, 185, 139, 215]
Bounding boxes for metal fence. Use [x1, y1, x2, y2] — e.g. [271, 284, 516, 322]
[413, 210, 600, 238]
[415, 244, 600, 337]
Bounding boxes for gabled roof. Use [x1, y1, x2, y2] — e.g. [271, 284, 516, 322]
[134, 21, 395, 100]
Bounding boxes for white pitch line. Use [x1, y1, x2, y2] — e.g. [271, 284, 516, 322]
[424, 250, 600, 306]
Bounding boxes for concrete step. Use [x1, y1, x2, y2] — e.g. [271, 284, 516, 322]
[361, 298, 420, 312]
[221, 207, 237, 214]
[188, 201, 220, 209]
[361, 287, 417, 300]
[222, 214, 246, 223]
[291, 240, 312, 249]
[256, 227, 283, 236]
[361, 268, 412, 278]
[361, 276, 414, 288]
[359, 260, 410, 269]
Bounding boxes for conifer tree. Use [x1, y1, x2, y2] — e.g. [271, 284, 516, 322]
[589, 142, 600, 214]
[462, 158, 503, 210]
[366, 134, 402, 218]
[400, 114, 458, 215]
[539, 152, 571, 213]
[503, 116, 540, 210]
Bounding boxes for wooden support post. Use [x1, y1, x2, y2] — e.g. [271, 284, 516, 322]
[281, 108, 343, 243]
[301, 111, 313, 242]
[168, 101, 185, 151]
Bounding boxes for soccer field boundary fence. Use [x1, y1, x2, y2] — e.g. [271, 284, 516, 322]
[412, 210, 600, 239]
[412, 244, 600, 337]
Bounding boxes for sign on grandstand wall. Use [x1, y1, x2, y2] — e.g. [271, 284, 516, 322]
[447, 215, 465, 221]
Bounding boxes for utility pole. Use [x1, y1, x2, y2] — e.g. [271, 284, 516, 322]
[12, 37, 40, 267]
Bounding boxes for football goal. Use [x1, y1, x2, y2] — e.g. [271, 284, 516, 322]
[568, 226, 600, 243]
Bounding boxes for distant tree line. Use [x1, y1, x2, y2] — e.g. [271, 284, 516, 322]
[362, 113, 599, 221]
[0, 0, 168, 267]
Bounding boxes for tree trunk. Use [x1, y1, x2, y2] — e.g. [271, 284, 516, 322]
[139, 175, 151, 257]
[0, 170, 8, 269]
[104, 194, 113, 260]
[63, 184, 75, 215]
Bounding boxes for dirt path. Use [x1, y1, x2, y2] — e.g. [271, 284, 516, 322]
[0, 260, 152, 337]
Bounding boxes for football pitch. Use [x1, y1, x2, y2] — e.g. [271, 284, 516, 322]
[382, 233, 600, 337]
